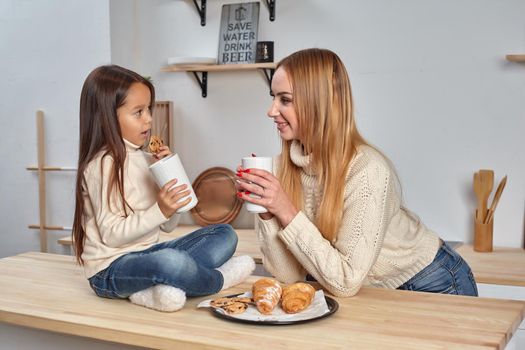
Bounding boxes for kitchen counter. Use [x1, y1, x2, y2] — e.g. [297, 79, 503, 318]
[58, 229, 525, 288]
[58, 230, 525, 287]
[0, 252, 523, 349]
[456, 244, 525, 287]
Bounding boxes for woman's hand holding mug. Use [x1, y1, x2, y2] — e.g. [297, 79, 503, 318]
[236, 157, 298, 227]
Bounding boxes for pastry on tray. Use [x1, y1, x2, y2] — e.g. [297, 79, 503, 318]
[208, 279, 316, 316]
[281, 282, 316, 314]
[252, 278, 282, 315]
[210, 296, 253, 314]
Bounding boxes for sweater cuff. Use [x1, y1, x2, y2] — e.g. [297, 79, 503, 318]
[151, 202, 170, 225]
[160, 213, 181, 232]
[256, 215, 281, 236]
[279, 211, 311, 245]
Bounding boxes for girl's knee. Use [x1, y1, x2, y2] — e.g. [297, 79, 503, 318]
[214, 223, 238, 244]
[212, 223, 234, 232]
[150, 249, 193, 273]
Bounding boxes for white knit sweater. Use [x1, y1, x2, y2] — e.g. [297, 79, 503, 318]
[81, 139, 180, 278]
[256, 141, 440, 297]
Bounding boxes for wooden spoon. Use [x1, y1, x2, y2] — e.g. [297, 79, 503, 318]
[479, 169, 494, 222]
[485, 175, 507, 224]
[473, 172, 483, 222]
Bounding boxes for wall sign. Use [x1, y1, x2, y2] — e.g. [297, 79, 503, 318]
[218, 2, 260, 64]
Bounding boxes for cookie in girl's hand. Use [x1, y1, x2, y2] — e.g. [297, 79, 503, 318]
[149, 135, 164, 154]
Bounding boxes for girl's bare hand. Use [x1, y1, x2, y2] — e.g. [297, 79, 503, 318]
[157, 178, 192, 218]
[235, 167, 298, 227]
[154, 145, 172, 160]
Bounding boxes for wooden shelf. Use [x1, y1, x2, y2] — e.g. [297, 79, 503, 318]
[162, 62, 276, 73]
[506, 54, 525, 62]
[162, 63, 276, 97]
[26, 166, 76, 171]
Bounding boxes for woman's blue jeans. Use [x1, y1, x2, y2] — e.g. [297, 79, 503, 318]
[88, 224, 238, 298]
[397, 241, 478, 296]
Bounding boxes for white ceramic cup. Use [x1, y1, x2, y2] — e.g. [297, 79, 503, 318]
[149, 154, 198, 213]
[241, 156, 273, 213]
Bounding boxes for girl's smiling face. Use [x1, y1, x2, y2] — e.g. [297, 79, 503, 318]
[117, 82, 153, 146]
[267, 67, 299, 141]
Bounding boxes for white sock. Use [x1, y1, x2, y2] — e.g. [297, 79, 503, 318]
[217, 255, 255, 290]
[129, 284, 186, 312]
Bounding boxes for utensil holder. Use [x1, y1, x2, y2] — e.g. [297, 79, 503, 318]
[474, 213, 493, 252]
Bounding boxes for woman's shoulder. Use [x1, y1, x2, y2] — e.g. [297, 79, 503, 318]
[345, 145, 397, 191]
[352, 144, 392, 171]
[347, 145, 394, 180]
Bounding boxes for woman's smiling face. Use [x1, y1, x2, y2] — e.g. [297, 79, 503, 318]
[267, 67, 299, 141]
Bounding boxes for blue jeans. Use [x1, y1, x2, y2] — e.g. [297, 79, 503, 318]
[88, 224, 237, 298]
[397, 241, 478, 296]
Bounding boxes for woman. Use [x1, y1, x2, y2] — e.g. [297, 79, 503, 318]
[236, 48, 477, 297]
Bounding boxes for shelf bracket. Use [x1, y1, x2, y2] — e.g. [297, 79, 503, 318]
[192, 71, 208, 97]
[192, 0, 206, 26]
[261, 68, 275, 94]
[264, 0, 276, 21]
[192, 0, 274, 25]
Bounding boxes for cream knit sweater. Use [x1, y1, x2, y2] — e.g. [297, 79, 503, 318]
[81, 139, 179, 278]
[257, 141, 440, 297]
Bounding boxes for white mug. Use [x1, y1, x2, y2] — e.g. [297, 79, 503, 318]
[241, 156, 273, 213]
[149, 154, 198, 213]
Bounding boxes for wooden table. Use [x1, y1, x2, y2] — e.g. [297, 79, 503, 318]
[456, 244, 525, 287]
[1, 252, 524, 349]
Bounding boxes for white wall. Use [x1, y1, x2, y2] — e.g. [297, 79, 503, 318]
[110, 0, 525, 247]
[0, 0, 111, 257]
[1, 0, 524, 259]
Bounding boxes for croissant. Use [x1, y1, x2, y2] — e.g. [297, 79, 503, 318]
[281, 282, 316, 314]
[252, 278, 282, 315]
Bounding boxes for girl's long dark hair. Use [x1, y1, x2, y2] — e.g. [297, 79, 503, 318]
[72, 65, 155, 264]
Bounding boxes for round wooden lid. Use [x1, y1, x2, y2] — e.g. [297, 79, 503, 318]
[190, 167, 242, 226]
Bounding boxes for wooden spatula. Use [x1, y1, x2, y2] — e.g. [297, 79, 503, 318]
[485, 175, 507, 224]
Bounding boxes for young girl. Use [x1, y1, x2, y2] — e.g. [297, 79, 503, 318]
[237, 48, 478, 297]
[72, 65, 254, 312]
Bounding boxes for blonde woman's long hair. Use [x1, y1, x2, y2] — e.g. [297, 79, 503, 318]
[277, 48, 368, 242]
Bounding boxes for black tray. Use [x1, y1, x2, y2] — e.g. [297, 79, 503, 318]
[210, 295, 338, 325]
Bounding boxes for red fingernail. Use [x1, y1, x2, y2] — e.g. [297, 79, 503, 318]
[245, 191, 251, 195]
[236, 192, 243, 197]
[245, 169, 251, 173]
[236, 172, 242, 177]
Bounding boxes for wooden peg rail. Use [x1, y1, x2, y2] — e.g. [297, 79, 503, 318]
[26, 111, 76, 252]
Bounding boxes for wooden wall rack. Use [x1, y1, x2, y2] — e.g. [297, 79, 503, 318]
[152, 101, 174, 149]
[26, 111, 76, 252]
